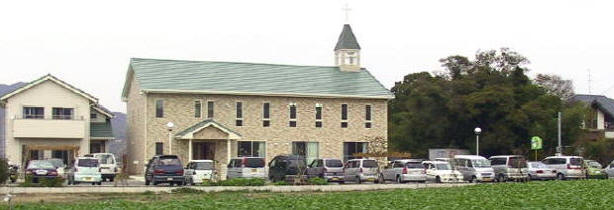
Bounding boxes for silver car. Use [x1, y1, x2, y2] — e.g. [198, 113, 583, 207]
[489, 155, 529, 182]
[226, 157, 266, 180]
[380, 159, 426, 183]
[343, 159, 379, 184]
[542, 156, 585, 180]
[306, 158, 344, 183]
[605, 160, 614, 178]
[454, 155, 495, 183]
[527, 161, 557, 180]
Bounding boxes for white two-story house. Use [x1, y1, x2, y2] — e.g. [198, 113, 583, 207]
[570, 94, 614, 140]
[0, 74, 114, 167]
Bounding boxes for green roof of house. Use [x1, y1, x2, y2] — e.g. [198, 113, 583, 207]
[90, 122, 114, 138]
[124, 58, 393, 99]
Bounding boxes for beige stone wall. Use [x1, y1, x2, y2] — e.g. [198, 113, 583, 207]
[134, 92, 388, 176]
[125, 76, 147, 174]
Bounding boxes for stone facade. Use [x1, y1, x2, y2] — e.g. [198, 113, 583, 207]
[125, 77, 388, 177]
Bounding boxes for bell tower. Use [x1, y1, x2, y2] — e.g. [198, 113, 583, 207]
[334, 24, 361, 72]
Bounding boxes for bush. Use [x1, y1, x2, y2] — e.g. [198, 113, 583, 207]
[171, 187, 204, 193]
[307, 177, 328, 185]
[272, 181, 290, 186]
[200, 178, 266, 186]
[0, 158, 8, 184]
[40, 177, 65, 187]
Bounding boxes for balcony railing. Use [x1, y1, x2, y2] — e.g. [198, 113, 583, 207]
[16, 115, 84, 120]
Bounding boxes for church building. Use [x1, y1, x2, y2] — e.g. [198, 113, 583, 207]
[121, 24, 394, 176]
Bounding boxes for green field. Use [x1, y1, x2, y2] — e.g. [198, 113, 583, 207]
[8, 180, 614, 209]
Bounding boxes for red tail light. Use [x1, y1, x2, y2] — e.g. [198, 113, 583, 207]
[241, 158, 247, 167]
[567, 164, 581, 169]
[402, 167, 408, 174]
[536, 170, 544, 174]
[154, 169, 164, 174]
[176, 169, 184, 175]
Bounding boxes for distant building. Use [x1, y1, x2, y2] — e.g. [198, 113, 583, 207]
[121, 24, 394, 176]
[0, 74, 114, 167]
[428, 148, 470, 160]
[570, 94, 614, 140]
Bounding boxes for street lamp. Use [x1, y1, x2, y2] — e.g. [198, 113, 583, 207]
[166, 122, 175, 155]
[474, 127, 482, 156]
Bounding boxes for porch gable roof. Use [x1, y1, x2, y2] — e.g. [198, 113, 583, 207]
[175, 119, 241, 140]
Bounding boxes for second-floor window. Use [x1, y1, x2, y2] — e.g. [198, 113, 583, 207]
[341, 104, 348, 128]
[52, 108, 73, 120]
[207, 101, 214, 118]
[194, 100, 202, 118]
[155, 100, 164, 118]
[365, 105, 372, 128]
[289, 103, 297, 127]
[23, 107, 44, 119]
[315, 103, 323, 128]
[236, 102, 243, 126]
[263, 102, 270, 127]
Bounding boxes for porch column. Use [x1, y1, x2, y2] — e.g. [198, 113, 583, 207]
[226, 137, 231, 164]
[188, 139, 193, 161]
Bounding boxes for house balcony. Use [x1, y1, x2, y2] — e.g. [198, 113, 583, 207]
[12, 116, 86, 139]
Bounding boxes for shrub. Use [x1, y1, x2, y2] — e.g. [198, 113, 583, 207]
[40, 177, 65, 187]
[171, 187, 204, 193]
[307, 177, 328, 185]
[0, 158, 8, 184]
[272, 181, 290, 186]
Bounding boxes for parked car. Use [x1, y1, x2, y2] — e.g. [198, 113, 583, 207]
[185, 160, 215, 185]
[380, 159, 426, 183]
[67, 157, 102, 185]
[453, 155, 495, 183]
[46, 158, 67, 178]
[145, 155, 185, 186]
[344, 159, 379, 184]
[423, 160, 463, 183]
[542, 156, 585, 180]
[434, 158, 456, 169]
[527, 161, 557, 180]
[268, 155, 306, 182]
[87, 153, 119, 182]
[605, 160, 614, 178]
[306, 158, 344, 183]
[584, 160, 606, 179]
[489, 155, 529, 182]
[227, 157, 267, 180]
[25, 160, 59, 183]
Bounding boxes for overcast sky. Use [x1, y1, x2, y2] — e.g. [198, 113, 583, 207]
[1, 0, 613, 112]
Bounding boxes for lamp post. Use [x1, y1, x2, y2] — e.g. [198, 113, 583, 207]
[166, 122, 174, 155]
[474, 127, 482, 156]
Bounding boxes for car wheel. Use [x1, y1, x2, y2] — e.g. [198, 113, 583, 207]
[97, 182, 102, 185]
[396, 176, 403, 184]
[357, 176, 362, 184]
[557, 173, 565, 180]
[109, 177, 114, 182]
[92, 182, 96, 186]
[470, 176, 478, 183]
[527, 174, 533, 181]
[497, 174, 506, 183]
[145, 180, 150, 186]
[378, 174, 385, 184]
[153, 181, 158, 186]
[435, 176, 441, 183]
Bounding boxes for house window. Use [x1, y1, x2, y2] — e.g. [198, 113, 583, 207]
[292, 142, 319, 165]
[155, 142, 164, 155]
[365, 105, 372, 128]
[315, 103, 323, 128]
[236, 102, 243, 126]
[343, 142, 368, 162]
[263, 102, 270, 127]
[238, 141, 266, 157]
[23, 107, 44, 119]
[155, 100, 164, 118]
[52, 108, 73, 120]
[341, 104, 348, 128]
[194, 100, 202, 118]
[207, 101, 214, 118]
[289, 103, 297, 127]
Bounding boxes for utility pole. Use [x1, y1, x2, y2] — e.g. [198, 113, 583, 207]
[557, 112, 562, 156]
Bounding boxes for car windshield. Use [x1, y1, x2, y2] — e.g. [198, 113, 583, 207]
[325, 159, 343, 167]
[406, 163, 423, 169]
[46, 159, 64, 168]
[27, 160, 55, 169]
[245, 158, 265, 168]
[362, 160, 378, 168]
[436, 163, 452, 170]
[570, 158, 583, 166]
[509, 157, 527, 168]
[194, 162, 213, 170]
[78, 159, 99, 167]
[530, 162, 547, 168]
[159, 157, 181, 166]
[588, 161, 602, 168]
[96, 154, 115, 164]
[472, 159, 491, 168]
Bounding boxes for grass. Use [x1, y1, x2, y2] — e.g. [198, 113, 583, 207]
[6, 179, 614, 209]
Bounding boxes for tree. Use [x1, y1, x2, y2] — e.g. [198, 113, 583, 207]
[534, 74, 575, 99]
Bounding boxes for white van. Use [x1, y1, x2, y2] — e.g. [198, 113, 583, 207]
[67, 157, 102, 185]
[542, 156, 585, 180]
[453, 155, 495, 183]
[87, 153, 118, 182]
[185, 160, 215, 185]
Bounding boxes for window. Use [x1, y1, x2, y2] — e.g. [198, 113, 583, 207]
[292, 142, 319, 165]
[341, 104, 348, 128]
[289, 103, 297, 127]
[315, 104, 323, 128]
[238, 141, 266, 157]
[155, 142, 164, 155]
[365, 105, 372, 128]
[23, 107, 44, 119]
[343, 142, 368, 162]
[90, 113, 97, 119]
[490, 158, 506, 165]
[236, 102, 243, 126]
[263, 102, 270, 127]
[155, 100, 164, 118]
[194, 100, 202, 118]
[52, 107, 73, 120]
[207, 101, 214, 118]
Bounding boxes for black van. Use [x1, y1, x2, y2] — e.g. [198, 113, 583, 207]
[268, 155, 307, 182]
[145, 155, 185, 186]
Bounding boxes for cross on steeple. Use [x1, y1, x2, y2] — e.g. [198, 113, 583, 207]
[343, 3, 352, 23]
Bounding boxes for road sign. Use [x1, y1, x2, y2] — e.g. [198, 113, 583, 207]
[531, 136, 543, 150]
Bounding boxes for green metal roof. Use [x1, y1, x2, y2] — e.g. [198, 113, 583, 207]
[335, 24, 361, 50]
[126, 58, 393, 99]
[90, 122, 114, 138]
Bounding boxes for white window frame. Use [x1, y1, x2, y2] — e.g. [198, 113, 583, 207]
[194, 100, 203, 118]
[365, 104, 373, 128]
[236, 101, 244, 126]
[237, 140, 267, 157]
[315, 103, 323, 127]
[206, 100, 215, 119]
[288, 102, 297, 127]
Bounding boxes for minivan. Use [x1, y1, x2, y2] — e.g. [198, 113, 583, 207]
[453, 155, 495, 183]
[306, 158, 344, 182]
[344, 159, 379, 184]
[380, 159, 426, 183]
[542, 156, 585, 180]
[67, 157, 102, 185]
[144, 155, 185, 186]
[227, 157, 266, 180]
[268, 155, 307, 182]
[489, 155, 529, 182]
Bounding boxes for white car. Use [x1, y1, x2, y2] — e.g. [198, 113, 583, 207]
[87, 153, 118, 182]
[380, 159, 426, 183]
[454, 155, 495, 182]
[67, 157, 102, 185]
[423, 161, 463, 183]
[605, 160, 614, 178]
[542, 156, 585, 180]
[185, 160, 215, 185]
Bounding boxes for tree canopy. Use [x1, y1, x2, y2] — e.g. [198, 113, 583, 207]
[389, 48, 586, 158]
